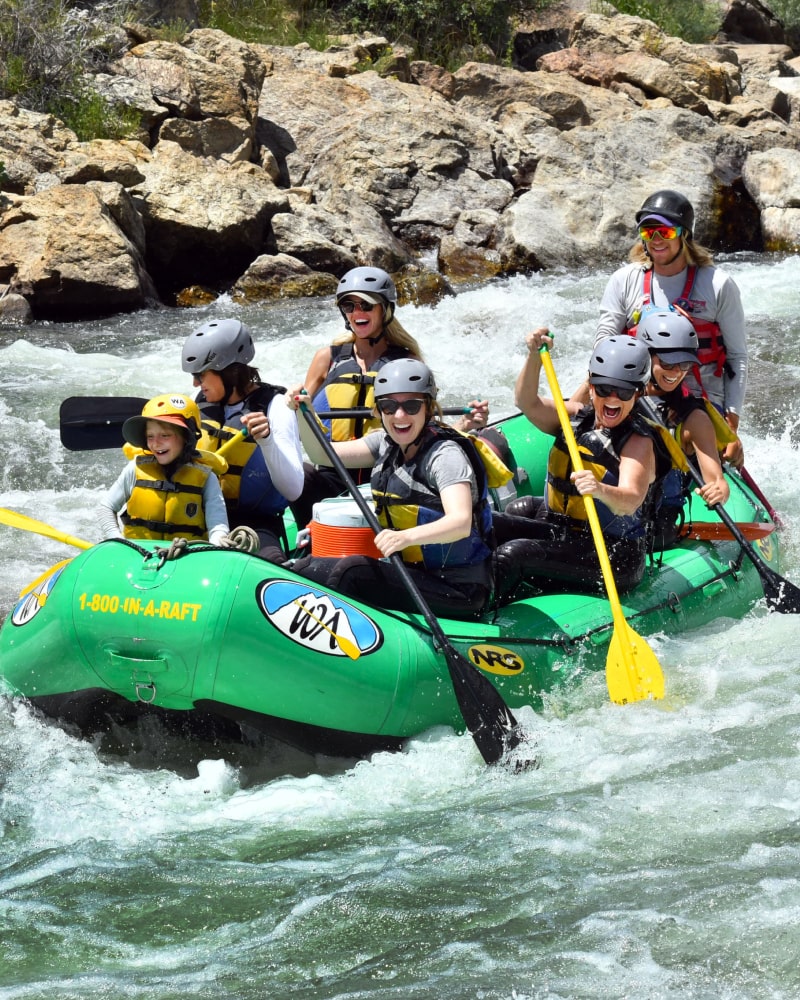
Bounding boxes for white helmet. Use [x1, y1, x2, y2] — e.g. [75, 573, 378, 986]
[336, 267, 397, 307]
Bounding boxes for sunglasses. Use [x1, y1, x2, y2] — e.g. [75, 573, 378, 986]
[656, 356, 694, 372]
[593, 383, 637, 401]
[376, 397, 427, 415]
[340, 299, 378, 314]
[639, 224, 682, 241]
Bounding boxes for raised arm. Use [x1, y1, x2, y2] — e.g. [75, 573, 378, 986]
[515, 329, 580, 435]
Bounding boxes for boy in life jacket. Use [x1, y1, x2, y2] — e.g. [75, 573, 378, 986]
[292, 358, 509, 619]
[595, 189, 746, 468]
[97, 394, 229, 545]
[285, 266, 490, 527]
[639, 309, 730, 549]
[493, 332, 661, 603]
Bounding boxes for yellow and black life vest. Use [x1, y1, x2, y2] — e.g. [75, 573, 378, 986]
[197, 384, 288, 517]
[121, 455, 211, 540]
[312, 343, 410, 441]
[546, 405, 657, 540]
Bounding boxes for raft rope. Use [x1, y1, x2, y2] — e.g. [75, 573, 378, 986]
[105, 537, 749, 655]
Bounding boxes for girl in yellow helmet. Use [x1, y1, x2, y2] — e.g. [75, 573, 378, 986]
[97, 394, 229, 544]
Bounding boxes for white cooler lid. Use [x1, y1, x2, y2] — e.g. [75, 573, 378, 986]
[312, 484, 373, 528]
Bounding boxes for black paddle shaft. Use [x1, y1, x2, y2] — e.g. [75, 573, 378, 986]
[685, 457, 800, 614]
[59, 397, 469, 451]
[299, 404, 524, 765]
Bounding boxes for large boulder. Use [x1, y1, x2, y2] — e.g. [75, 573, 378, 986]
[0, 185, 156, 318]
[128, 141, 288, 295]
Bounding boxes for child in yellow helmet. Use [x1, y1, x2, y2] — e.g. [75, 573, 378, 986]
[97, 394, 229, 544]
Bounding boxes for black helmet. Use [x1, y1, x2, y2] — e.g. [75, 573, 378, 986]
[635, 190, 694, 237]
[181, 318, 255, 375]
[589, 336, 651, 390]
[639, 310, 698, 364]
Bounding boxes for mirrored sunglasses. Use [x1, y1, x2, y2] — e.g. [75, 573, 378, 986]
[376, 397, 426, 415]
[656, 356, 694, 372]
[593, 383, 637, 401]
[340, 298, 378, 314]
[638, 224, 682, 241]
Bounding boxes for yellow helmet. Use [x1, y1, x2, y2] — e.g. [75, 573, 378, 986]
[122, 393, 201, 449]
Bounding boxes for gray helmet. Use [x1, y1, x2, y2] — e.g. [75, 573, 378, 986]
[635, 189, 694, 237]
[336, 266, 397, 307]
[589, 336, 651, 389]
[638, 309, 698, 364]
[373, 358, 437, 399]
[181, 318, 255, 374]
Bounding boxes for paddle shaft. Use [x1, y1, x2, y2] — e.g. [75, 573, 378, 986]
[738, 465, 783, 527]
[0, 507, 93, 550]
[538, 350, 625, 626]
[539, 345, 665, 703]
[60, 397, 472, 450]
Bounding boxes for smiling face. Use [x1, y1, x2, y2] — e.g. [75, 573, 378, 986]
[589, 384, 639, 430]
[651, 354, 690, 394]
[145, 420, 185, 465]
[339, 296, 385, 340]
[639, 221, 686, 274]
[376, 393, 429, 449]
[193, 368, 225, 403]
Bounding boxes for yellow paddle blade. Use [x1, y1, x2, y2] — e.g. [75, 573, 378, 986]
[606, 618, 665, 705]
[0, 507, 93, 550]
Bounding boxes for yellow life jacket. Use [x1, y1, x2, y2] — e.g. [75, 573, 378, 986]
[313, 343, 410, 441]
[122, 442, 227, 476]
[196, 385, 289, 516]
[546, 406, 654, 540]
[121, 456, 211, 540]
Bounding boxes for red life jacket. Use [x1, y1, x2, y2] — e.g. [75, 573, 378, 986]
[628, 267, 727, 377]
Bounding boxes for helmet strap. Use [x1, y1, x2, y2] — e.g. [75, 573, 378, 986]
[367, 329, 386, 346]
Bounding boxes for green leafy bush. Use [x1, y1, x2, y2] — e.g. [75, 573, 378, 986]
[0, 0, 138, 138]
[767, 0, 800, 33]
[196, 0, 335, 49]
[332, 0, 527, 67]
[591, 0, 720, 44]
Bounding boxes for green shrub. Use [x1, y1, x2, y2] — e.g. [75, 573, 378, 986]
[196, 0, 335, 49]
[591, 0, 720, 44]
[0, 0, 139, 138]
[332, 0, 528, 68]
[767, 0, 800, 32]
[51, 86, 142, 141]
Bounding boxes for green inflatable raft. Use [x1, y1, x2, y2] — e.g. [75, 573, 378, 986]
[0, 413, 783, 758]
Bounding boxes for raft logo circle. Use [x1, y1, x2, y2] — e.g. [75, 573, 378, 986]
[256, 579, 383, 658]
[467, 643, 525, 676]
[11, 566, 66, 627]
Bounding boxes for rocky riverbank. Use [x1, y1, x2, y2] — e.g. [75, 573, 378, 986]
[1, 0, 799, 323]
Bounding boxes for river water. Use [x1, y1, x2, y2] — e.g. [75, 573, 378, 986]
[1, 255, 799, 999]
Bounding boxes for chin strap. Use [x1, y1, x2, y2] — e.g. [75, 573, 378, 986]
[367, 328, 386, 346]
